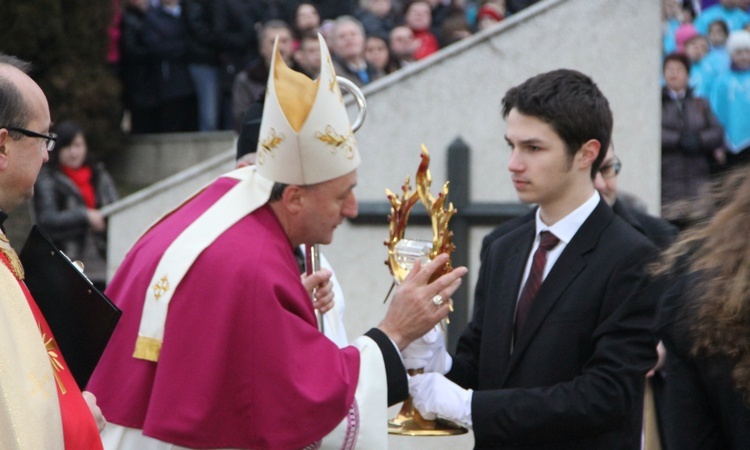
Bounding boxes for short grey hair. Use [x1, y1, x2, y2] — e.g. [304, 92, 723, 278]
[330, 15, 366, 46]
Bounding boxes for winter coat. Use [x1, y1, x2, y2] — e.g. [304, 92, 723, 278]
[33, 163, 119, 283]
[120, 5, 158, 109]
[142, 6, 195, 102]
[661, 87, 724, 213]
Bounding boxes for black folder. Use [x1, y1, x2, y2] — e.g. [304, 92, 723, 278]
[19, 225, 121, 389]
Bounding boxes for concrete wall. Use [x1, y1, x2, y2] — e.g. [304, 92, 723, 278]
[105, 0, 660, 447]
[103, 149, 236, 277]
[109, 130, 235, 187]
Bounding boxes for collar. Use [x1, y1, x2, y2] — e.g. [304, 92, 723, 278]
[344, 58, 367, 72]
[534, 191, 600, 244]
[161, 4, 181, 16]
[667, 88, 686, 100]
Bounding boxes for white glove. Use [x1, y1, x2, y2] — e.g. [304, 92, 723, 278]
[401, 325, 452, 373]
[409, 373, 473, 428]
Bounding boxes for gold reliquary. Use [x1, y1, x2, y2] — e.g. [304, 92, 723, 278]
[384, 145, 467, 436]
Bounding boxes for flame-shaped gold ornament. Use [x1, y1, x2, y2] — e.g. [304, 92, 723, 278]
[384, 145, 467, 436]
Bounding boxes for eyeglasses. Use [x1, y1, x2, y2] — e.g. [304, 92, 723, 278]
[598, 157, 622, 179]
[2, 126, 57, 151]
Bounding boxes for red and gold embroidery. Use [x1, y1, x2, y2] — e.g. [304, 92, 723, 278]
[39, 323, 66, 394]
[0, 233, 24, 280]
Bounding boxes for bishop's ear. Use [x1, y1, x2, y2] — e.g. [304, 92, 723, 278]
[280, 184, 305, 214]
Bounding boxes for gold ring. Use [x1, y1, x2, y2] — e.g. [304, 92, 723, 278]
[431, 294, 444, 306]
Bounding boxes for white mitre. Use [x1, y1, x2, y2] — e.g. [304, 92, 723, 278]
[256, 33, 361, 185]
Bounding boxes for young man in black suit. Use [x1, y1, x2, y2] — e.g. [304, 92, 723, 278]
[405, 69, 660, 449]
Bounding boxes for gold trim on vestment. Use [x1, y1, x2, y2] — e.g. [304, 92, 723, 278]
[39, 323, 66, 394]
[0, 232, 24, 280]
[133, 335, 162, 362]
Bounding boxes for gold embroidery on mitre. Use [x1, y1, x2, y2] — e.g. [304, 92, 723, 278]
[0, 233, 24, 280]
[326, 60, 343, 103]
[152, 275, 170, 301]
[315, 125, 356, 159]
[259, 128, 285, 164]
[39, 323, 66, 394]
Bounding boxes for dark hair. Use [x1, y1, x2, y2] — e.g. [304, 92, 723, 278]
[258, 20, 294, 45]
[0, 54, 33, 138]
[48, 121, 96, 169]
[269, 182, 289, 202]
[501, 69, 613, 178]
[708, 19, 729, 36]
[402, 0, 431, 16]
[365, 33, 400, 74]
[293, 1, 321, 35]
[298, 29, 321, 44]
[236, 102, 264, 160]
[663, 52, 691, 75]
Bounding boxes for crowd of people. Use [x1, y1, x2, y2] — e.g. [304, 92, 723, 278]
[661, 0, 750, 225]
[112, 0, 532, 134]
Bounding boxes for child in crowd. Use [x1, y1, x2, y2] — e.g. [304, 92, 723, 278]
[710, 29, 750, 167]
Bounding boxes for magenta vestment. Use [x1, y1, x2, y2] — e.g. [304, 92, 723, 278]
[88, 176, 361, 449]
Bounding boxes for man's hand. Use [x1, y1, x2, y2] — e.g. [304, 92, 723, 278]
[82, 391, 106, 432]
[379, 254, 467, 350]
[409, 373, 472, 428]
[301, 269, 335, 314]
[402, 325, 452, 373]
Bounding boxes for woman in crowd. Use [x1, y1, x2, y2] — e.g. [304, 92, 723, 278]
[661, 51, 724, 227]
[293, 2, 321, 43]
[652, 165, 750, 449]
[364, 34, 399, 74]
[33, 121, 119, 289]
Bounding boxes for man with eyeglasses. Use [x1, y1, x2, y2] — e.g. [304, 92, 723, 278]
[0, 54, 105, 449]
[480, 143, 677, 263]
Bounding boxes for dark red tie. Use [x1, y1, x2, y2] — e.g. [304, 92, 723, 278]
[514, 231, 560, 340]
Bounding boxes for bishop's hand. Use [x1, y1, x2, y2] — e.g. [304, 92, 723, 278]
[301, 269, 335, 314]
[378, 254, 467, 350]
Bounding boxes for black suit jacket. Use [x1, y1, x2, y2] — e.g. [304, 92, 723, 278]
[450, 200, 659, 449]
[610, 200, 677, 251]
